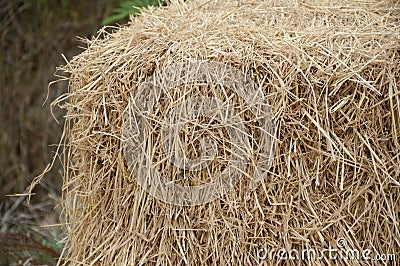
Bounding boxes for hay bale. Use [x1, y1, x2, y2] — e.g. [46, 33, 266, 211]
[53, 0, 399, 264]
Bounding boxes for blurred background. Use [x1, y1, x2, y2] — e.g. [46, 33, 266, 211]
[0, 1, 163, 264]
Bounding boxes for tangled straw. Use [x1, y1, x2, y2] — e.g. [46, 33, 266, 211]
[122, 60, 275, 206]
[34, 0, 400, 264]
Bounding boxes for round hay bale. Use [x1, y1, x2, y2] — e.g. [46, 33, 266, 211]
[52, 0, 399, 264]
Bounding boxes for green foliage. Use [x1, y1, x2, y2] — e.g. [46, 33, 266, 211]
[102, 0, 164, 25]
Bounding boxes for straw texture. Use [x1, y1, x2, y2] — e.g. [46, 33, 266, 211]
[52, 0, 399, 264]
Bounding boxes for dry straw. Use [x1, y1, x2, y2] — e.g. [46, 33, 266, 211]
[40, 0, 400, 264]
